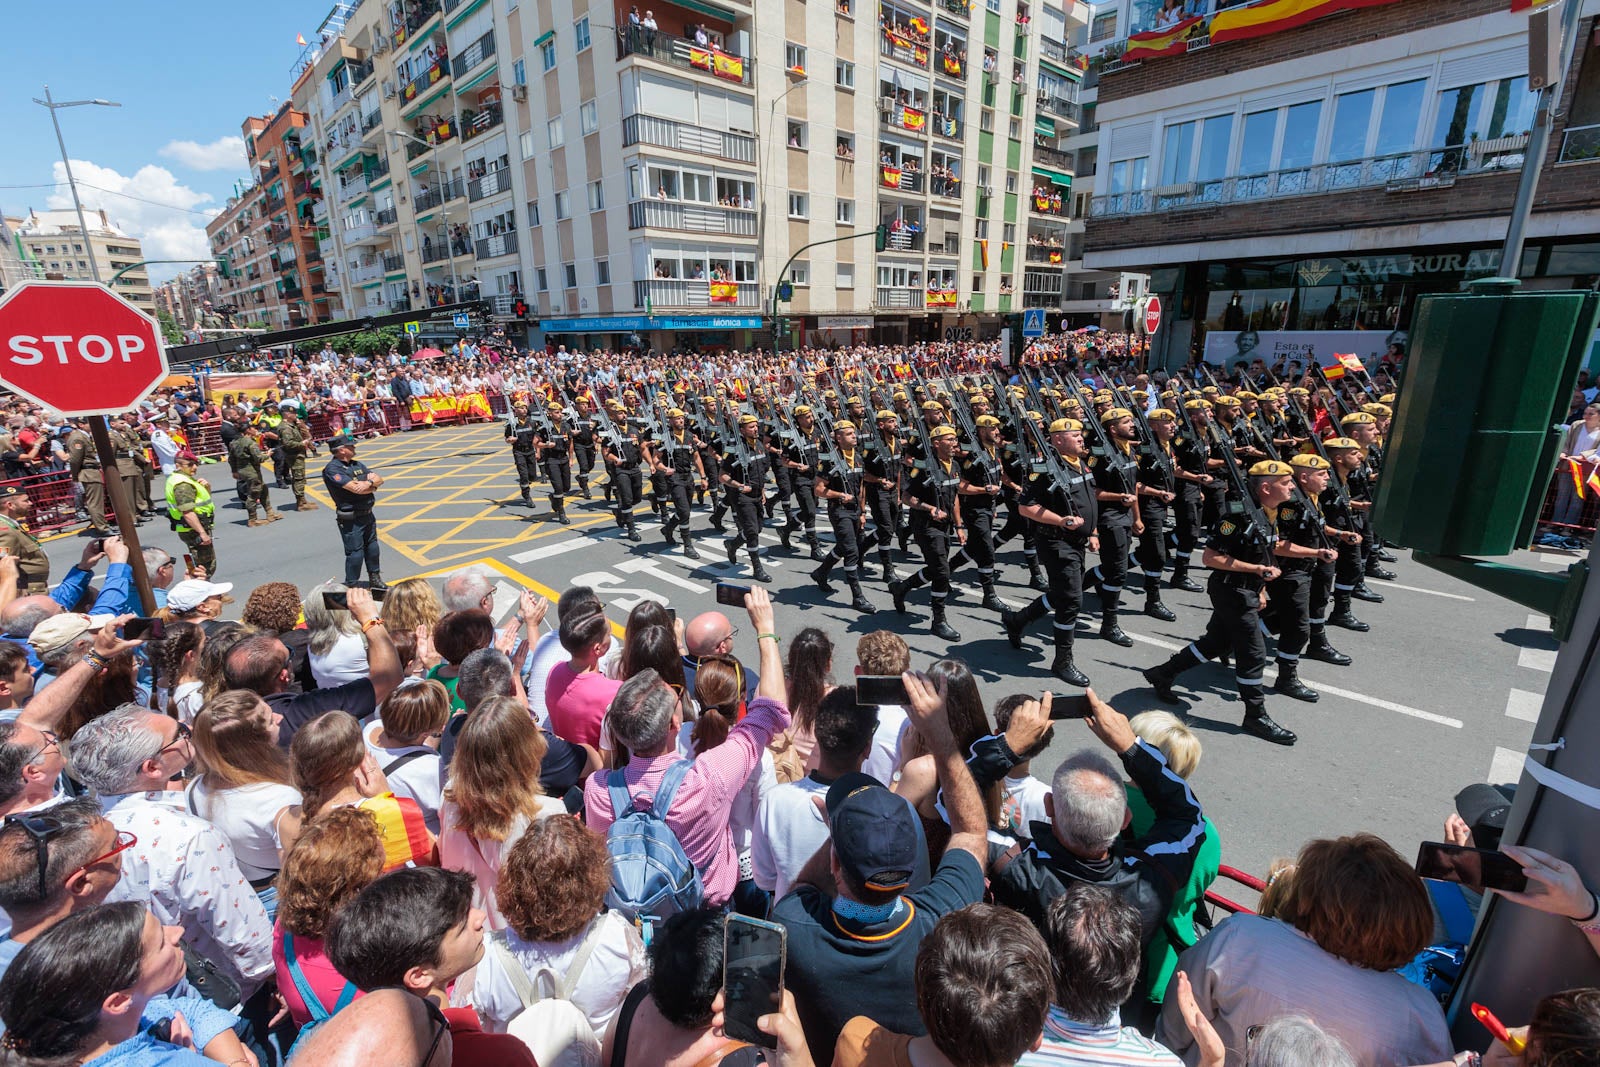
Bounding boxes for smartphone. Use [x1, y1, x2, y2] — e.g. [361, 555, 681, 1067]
[121, 617, 166, 641]
[323, 591, 348, 610]
[1049, 694, 1094, 720]
[666, 606, 677, 624]
[722, 914, 786, 1049]
[1415, 842, 1529, 893]
[90, 537, 105, 554]
[714, 582, 751, 607]
[857, 674, 911, 707]
[183, 553, 196, 571]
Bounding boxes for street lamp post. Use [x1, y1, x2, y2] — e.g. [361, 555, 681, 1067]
[32, 86, 121, 285]
[388, 132, 463, 304]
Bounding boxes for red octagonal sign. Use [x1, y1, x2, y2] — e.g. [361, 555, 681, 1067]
[1144, 295, 1162, 335]
[0, 280, 169, 418]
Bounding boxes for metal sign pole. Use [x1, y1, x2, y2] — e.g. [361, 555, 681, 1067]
[88, 416, 158, 615]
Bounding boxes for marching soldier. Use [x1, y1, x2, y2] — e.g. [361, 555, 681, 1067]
[0, 486, 48, 593]
[650, 406, 705, 560]
[1002, 417, 1099, 687]
[811, 419, 876, 614]
[277, 409, 318, 511]
[1085, 408, 1141, 647]
[66, 418, 111, 538]
[1171, 399, 1219, 592]
[863, 409, 904, 583]
[1341, 410, 1395, 586]
[166, 450, 217, 577]
[780, 406, 827, 561]
[505, 401, 540, 506]
[226, 414, 280, 527]
[1133, 408, 1180, 621]
[1142, 459, 1300, 746]
[891, 424, 963, 641]
[601, 400, 645, 542]
[1282, 453, 1353, 669]
[697, 397, 729, 532]
[718, 413, 773, 582]
[571, 395, 598, 500]
[538, 404, 575, 525]
[322, 434, 384, 589]
[1263, 456, 1343, 704]
[955, 413, 1007, 612]
[1322, 436, 1376, 631]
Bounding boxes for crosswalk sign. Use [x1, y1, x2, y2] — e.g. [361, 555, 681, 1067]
[1023, 308, 1046, 338]
[453, 312, 471, 329]
[404, 321, 420, 337]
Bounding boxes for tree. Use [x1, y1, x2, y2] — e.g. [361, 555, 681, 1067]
[346, 326, 403, 359]
[155, 310, 185, 345]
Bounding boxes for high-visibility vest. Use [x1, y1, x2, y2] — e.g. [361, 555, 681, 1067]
[165, 473, 214, 522]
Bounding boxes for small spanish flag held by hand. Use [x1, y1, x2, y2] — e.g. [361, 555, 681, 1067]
[1335, 352, 1364, 373]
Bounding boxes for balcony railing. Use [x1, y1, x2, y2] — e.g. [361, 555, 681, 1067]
[621, 114, 756, 163]
[344, 218, 377, 243]
[329, 83, 354, 114]
[475, 231, 519, 259]
[368, 156, 390, 180]
[1029, 190, 1070, 217]
[634, 278, 760, 309]
[460, 105, 504, 145]
[1023, 272, 1064, 294]
[467, 168, 512, 202]
[451, 29, 496, 79]
[880, 26, 930, 68]
[1090, 141, 1528, 218]
[1036, 93, 1080, 123]
[401, 60, 449, 107]
[1024, 245, 1066, 263]
[1558, 123, 1600, 164]
[415, 178, 466, 211]
[350, 260, 384, 285]
[879, 227, 925, 252]
[880, 166, 925, 193]
[931, 176, 962, 199]
[937, 0, 972, 18]
[876, 287, 925, 309]
[1039, 37, 1087, 71]
[337, 172, 369, 201]
[1033, 144, 1076, 172]
[375, 207, 398, 227]
[392, 0, 441, 45]
[931, 114, 964, 140]
[629, 200, 757, 236]
[348, 59, 374, 87]
[361, 109, 383, 135]
[405, 122, 457, 159]
[383, 252, 406, 272]
[616, 27, 753, 86]
[881, 101, 932, 134]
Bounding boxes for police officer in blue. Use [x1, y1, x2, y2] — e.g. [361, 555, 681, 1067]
[322, 434, 384, 589]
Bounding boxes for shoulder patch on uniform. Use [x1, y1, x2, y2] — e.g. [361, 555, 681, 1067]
[1280, 506, 1295, 519]
[1218, 519, 1237, 536]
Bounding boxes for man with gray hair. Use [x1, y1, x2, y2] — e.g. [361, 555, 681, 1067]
[441, 565, 496, 614]
[0, 797, 126, 979]
[972, 689, 1207, 948]
[67, 703, 274, 1000]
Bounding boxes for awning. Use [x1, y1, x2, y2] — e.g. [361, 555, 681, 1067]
[1031, 165, 1073, 188]
[533, 30, 555, 46]
[1038, 55, 1078, 79]
[1034, 118, 1056, 138]
[674, 0, 738, 23]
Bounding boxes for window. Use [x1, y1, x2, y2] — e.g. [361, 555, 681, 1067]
[1432, 77, 1536, 148]
[541, 39, 557, 71]
[981, 109, 994, 132]
[554, 190, 571, 219]
[528, 200, 541, 226]
[1196, 114, 1232, 181]
[977, 164, 991, 189]
[1009, 117, 1021, 140]
[789, 261, 810, 285]
[837, 199, 856, 224]
[596, 259, 610, 285]
[547, 116, 565, 148]
[1330, 89, 1374, 163]
[837, 263, 854, 287]
[788, 192, 809, 219]
[1374, 80, 1425, 155]
[574, 16, 591, 51]
[564, 262, 578, 288]
[1160, 120, 1195, 186]
[786, 121, 807, 149]
[785, 43, 807, 73]
[1280, 100, 1322, 169]
[1238, 110, 1276, 175]
[537, 267, 549, 291]
[513, 58, 527, 85]
[1002, 222, 1015, 243]
[1004, 171, 1017, 193]
[587, 180, 605, 210]
[836, 60, 855, 88]
[520, 131, 536, 159]
[986, 0, 1000, 12]
[580, 99, 599, 134]
[974, 218, 989, 238]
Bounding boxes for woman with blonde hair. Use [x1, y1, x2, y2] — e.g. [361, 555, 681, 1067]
[304, 580, 368, 688]
[363, 679, 451, 831]
[381, 576, 445, 636]
[289, 710, 437, 871]
[189, 689, 304, 917]
[439, 695, 565, 928]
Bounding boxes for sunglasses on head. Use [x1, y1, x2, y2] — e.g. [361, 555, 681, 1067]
[3, 814, 136, 900]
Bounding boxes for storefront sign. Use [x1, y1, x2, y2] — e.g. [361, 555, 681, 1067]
[1203, 330, 1397, 370]
[652, 315, 762, 330]
[818, 316, 873, 330]
[1295, 249, 1502, 287]
[543, 316, 650, 333]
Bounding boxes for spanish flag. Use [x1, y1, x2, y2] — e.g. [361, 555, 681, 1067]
[1209, 0, 1399, 43]
[1569, 458, 1587, 501]
[710, 281, 739, 304]
[1124, 15, 1203, 59]
[1335, 352, 1365, 372]
[1511, 0, 1557, 10]
[1321, 361, 1346, 381]
[908, 15, 930, 35]
[882, 166, 904, 188]
[902, 107, 926, 130]
[978, 238, 989, 269]
[1588, 464, 1600, 497]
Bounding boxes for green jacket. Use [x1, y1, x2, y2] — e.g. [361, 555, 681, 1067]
[1126, 785, 1222, 1004]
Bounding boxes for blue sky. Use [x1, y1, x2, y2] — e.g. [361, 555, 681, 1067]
[1, 0, 334, 282]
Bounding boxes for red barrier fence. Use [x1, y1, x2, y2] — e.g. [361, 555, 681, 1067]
[1536, 459, 1599, 544]
[2, 470, 99, 534]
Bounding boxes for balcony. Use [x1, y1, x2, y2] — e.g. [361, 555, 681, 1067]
[1090, 141, 1529, 218]
[881, 100, 931, 135]
[1558, 123, 1600, 164]
[375, 207, 398, 227]
[421, 236, 466, 263]
[280, 284, 304, 300]
[621, 114, 756, 164]
[329, 82, 354, 114]
[931, 175, 962, 199]
[344, 218, 379, 244]
[1029, 188, 1070, 217]
[383, 252, 406, 272]
[880, 25, 930, 69]
[937, 0, 972, 18]
[348, 59, 375, 88]
[876, 287, 925, 309]
[1033, 145, 1076, 172]
[1036, 93, 1080, 123]
[617, 27, 752, 86]
[451, 30, 495, 80]
[879, 165, 924, 193]
[467, 168, 512, 202]
[368, 156, 390, 181]
[1024, 243, 1066, 264]
[400, 60, 450, 110]
[350, 260, 384, 285]
[261, 160, 281, 184]
[1023, 271, 1064, 294]
[360, 108, 384, 136]
[1039, 37, 1087, 72]
[629, 199, 757, 236]
[265, 194, 287, 214]
[405, 120, 457, 159]
[392, 0, 441, 46]
[475, 231, 519, 259]
[415, 178, 466, 211]
[460, 105, 504, 145]
[361, 291, 389, 312]
[931, 114, 964, 140]
[879, 226, 925, 252]
[634, 278, 760, 309]
[337, 172, 369, 202]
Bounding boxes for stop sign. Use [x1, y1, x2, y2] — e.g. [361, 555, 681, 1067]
[1144, 295, 1162, 335]
[0, 280, 168, 417]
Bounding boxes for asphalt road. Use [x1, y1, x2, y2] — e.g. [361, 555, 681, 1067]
[42, 422, 1559, 884]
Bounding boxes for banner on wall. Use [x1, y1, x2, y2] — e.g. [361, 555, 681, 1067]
[1208, 0, 1400, 43]
[1202, 330, 1394, 370]
[204, 372, 280, 402]
[1124, 15, 1204, 59]
[709, 282, 740, 304]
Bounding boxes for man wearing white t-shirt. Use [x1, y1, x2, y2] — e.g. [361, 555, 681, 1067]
[854, 630, 912, 784]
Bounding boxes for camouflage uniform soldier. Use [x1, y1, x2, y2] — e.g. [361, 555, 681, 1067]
[166, 450, 218, 576]
[277, 411, 318, 511]
[226, 415, 281, 527]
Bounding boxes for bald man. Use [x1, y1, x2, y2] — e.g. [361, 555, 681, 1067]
[290, 989, 451, 1067]
[681, 610, 760, 701]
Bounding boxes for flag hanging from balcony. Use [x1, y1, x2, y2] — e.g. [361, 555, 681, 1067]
[928, 289, 958, 307]
[1048, 249, 1062, 263]
[978, 239, 989, 269]
[690, 46, 715, 71]
[1123, 15, 1203, 59]
[1209, 0, 1400, 44]
[713, 52, 745, 80]
[710, 282, 740, 304]
[908, 15, 930, 36]
[902, 107, 926, 130]
[942, 53, 963, 76]
[882, 166, 904, 188]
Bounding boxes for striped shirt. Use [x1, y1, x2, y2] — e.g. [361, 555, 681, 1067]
[1017, 1006, 1182, 1067]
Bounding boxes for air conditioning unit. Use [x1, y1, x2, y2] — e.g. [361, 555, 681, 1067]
[373, 35, 390, 54]
[382, 81, 397, 99]
[511, 84, 528, 101]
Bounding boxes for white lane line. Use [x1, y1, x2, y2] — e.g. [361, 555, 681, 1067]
[510, 533, 618, 563]
[1526, 612, 1553, 634]
[1379, 581, 1475, 602]
[1489, 746, 1525, 786]
[1519, 647, 1559, 672]
[1119, 629, 1464, 728]
[1505, 688, 1544, 723]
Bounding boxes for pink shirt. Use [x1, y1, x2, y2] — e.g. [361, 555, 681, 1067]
[584, 695, 790, 905]
[545, 663, 623, 748]
[273, 924, 362, 1027]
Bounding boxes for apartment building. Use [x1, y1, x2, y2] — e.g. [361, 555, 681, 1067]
[12, 209, 153, 313]
[0, 217, 43, 296]
[286, 0, 1088, 349]
[1082, 0, 1600, 368]
[154, 264, 225, 330]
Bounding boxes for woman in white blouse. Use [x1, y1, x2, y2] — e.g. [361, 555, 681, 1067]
[305, 580, 370, 688]
[188, 689, 304, 921]
[157, 620, 206, 726]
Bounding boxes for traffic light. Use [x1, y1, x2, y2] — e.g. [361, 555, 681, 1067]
[874, 224, 888, 252]
[512, 297, 530, 319]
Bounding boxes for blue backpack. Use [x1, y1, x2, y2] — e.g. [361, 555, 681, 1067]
[282, 932, 359, 1059]
[603, 761, 705, 922]
[1398, 879, 1477, 1005]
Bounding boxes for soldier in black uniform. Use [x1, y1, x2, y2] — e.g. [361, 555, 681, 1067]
[570, 395, 598, 500]
[697, 397, 729, 533]
[1322, 436, 1375, 631]
[890, 424, 963, 640]
[538, 405, 575, 525]
[1264, 455, 1343, 703]
[780, 406, 826, 561]
[719, 413, 773, 583]
[322, 434, 384, 589]
[1215, 396, 1267, 466]
[1142, 460, 1299, 746]
[1274, 452, 1354, 673]
[810, 419, 876, 614]
[601, 399, 645, 542]
[505, 401, 540, 506]
[863, 409, 904, 583]
[956, 414, 1008, 612]
[1001, 417, 1099, 687]
[650, 406, 705, 560]
[1171, 399, 1220, 592]
[763, 409, 797, 529]
[1341, 410, 1395, 586]
[1133, 408, 1180, 621]
[1084, 408, 1141, 647]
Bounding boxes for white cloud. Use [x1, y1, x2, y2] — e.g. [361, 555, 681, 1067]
[158, 136, 247, 171]
[45, 160, 220, 284]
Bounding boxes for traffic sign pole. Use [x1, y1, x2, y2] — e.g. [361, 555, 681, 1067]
[90, 416, 157, 615]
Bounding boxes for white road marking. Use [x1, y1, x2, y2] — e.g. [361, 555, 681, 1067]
[617, 556, 707, 593]
[1379, 581, 1474, 602]
[1526, 612, 1553, 633]
[1519, 647, 1559, 672]
[489, 580, 521, 623]
[1504, 688, 1544, 723]
[1489, 746, 1526, 786]
[510, 532, 621, 563]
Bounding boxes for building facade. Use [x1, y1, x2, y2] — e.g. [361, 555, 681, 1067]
[154, 263, 226, 331]
[1082, 0, 1600, 368]
[12, 209, 153, 313]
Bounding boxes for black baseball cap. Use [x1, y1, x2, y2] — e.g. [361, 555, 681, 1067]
[328, 434, 356, 450]
[0, 485, 23, 498]
[826, 772, 918, 893]
[1456, 783, 1515, 850]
